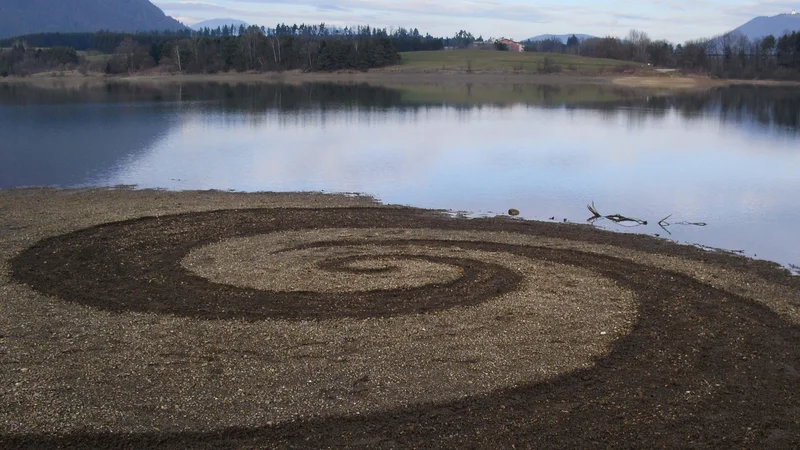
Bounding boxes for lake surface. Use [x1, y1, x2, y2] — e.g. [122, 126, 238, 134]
[1, 81, 799, 271]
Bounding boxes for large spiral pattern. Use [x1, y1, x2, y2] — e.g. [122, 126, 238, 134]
[3, 204, 800, 448]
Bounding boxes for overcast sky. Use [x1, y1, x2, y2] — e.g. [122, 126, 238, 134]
[155, 0, 800, 43]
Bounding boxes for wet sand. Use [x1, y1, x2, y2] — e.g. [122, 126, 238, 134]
[1, 188, 798, 448]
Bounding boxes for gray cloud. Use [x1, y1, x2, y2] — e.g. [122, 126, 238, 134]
[719, 0, 799, 19]
[155, 0, 798, 44]
[224, 0, 552, 23]
[614, 14, 653, 22]
[157, 2, 241, 13]
[315, 4, 350, 12]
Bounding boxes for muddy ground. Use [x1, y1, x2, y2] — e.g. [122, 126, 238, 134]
[0, 188, 798, 448]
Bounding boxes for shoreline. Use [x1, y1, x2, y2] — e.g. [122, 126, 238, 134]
[5, 70, 800, 90]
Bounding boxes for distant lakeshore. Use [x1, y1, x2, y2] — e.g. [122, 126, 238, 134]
[4, 69, 800, 91]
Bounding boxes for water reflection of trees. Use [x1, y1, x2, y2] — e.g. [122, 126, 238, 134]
[0, 81, 405, 110]
[2, 81, 798, 132]
[571, 86, 800, 133]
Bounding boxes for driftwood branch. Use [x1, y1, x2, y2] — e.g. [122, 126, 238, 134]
[586, 202, 647, 227]
[587, 201, 602, 219]
[588, 203, 707, 231]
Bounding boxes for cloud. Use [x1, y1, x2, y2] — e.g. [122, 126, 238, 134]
[155, 0, 800, 43]
[315, 4, 350, 12]
[157, 2, 233, 12]
[172, 16, 202, 25]
[224, 0, 552, 23]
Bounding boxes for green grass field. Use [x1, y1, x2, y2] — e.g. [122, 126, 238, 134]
[397, 50, 638, 74]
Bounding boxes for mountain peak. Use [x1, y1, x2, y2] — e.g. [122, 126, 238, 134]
[0, 0, 186, 39]
[732, 11, 800, 40]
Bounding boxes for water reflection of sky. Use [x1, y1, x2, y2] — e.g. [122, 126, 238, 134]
[90, 104, 800, 268]
[2, 88, 799, 270]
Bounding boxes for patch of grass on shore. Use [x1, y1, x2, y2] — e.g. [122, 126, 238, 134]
[397, 50, 638, 74]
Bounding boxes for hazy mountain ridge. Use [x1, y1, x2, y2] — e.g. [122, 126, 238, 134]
[731, 12, 800, 40]
[526, 34, 597, 43]
[0, 0, 185, 39]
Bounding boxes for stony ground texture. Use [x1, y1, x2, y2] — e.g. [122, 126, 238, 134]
[0, 188, 798, 448]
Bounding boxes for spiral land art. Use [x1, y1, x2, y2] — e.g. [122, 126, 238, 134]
[2, 196, 799, 448]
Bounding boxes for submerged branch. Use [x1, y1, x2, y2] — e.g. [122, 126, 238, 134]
[676, 221, 708, 227]
[586, 201, 647, 226]
[588, 203, 707, 232]
[658, 214, 673, 235]
[605, 214, 648, 226]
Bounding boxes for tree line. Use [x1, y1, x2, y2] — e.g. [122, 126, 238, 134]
[0, 25, 488, 54]
[3, 23, 800, 80]
[523, 30, 800, 80]
[0, 23, 487, 76]
[104, 30, 400, 74]
[0, 28, 406, 76]
[0, 45, 79, 77]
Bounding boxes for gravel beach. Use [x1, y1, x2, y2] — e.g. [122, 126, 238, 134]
[1, 188, 798, 448]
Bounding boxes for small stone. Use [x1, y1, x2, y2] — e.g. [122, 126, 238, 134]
[20, 368, 29, 373]
[600, 332, 607, 336]
[508, 209, 520, 216]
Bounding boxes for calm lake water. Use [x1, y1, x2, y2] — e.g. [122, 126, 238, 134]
[1, 81, 799, 271]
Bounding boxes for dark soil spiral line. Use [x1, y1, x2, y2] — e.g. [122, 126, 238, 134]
[11, 210, 526, 320]
[4, 207, 800, 448]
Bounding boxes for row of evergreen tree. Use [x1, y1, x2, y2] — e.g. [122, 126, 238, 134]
[0, 24, 461, 54]
[0, 31, 406, 76]
[123, 31, 400, 74]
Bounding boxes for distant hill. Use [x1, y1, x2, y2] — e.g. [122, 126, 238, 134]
[191, 19, 249, 32]
[0, 0, 186, 39]
[526, 34, 597, 43]
[732, 11, 800, 40]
